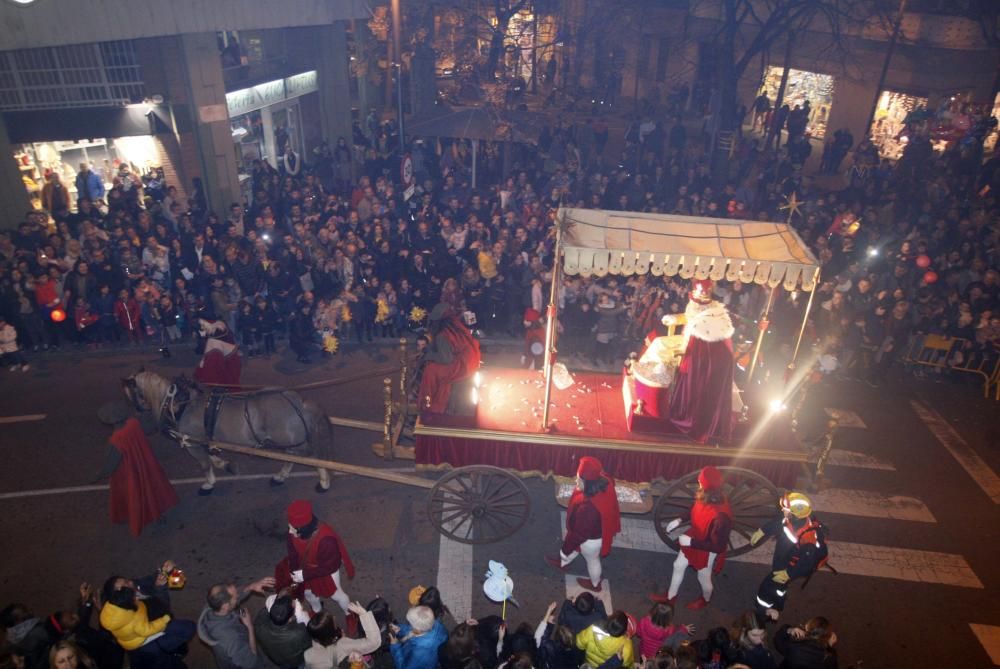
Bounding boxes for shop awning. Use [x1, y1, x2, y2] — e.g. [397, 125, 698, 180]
[559, 208, 820, 291]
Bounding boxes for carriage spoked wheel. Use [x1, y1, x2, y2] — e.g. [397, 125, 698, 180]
[427, 465, 532, 545]
[653, 467, 779, 556]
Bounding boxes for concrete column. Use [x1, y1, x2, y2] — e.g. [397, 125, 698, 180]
[317, 21, 354, 146]
[0, 115, 32, 230]
[179, 32, 241, 213]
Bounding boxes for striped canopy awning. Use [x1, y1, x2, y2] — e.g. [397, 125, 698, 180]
[559, 208, 820, 291]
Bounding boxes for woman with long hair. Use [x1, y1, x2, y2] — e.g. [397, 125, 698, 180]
[773, 617, 838, 669]
[48, 641, 96, 669]
[732, 611, 776, 669]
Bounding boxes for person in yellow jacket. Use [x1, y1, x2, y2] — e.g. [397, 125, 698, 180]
[99, 566, 195, 655]
[575, 611, 635, 668]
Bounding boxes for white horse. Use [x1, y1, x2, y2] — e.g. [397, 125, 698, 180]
[123, 370, 332, 494]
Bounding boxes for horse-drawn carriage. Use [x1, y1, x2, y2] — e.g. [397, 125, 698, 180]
[123, 209, 830, 558]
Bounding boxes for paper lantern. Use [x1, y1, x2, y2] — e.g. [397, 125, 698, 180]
[50, 308, 66, 322]
[167, 568, 186, 590]
[923, 270, 939, 284]
[915, 254, 931, 269]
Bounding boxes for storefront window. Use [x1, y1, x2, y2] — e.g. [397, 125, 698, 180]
[13, 136, 159, 210]
[762, 66, 834, 139]
[871, 90, 929, 160]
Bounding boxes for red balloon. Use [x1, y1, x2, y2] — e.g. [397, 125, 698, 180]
[916, 254, 931, 269]
[923, 271, 939, 284]
[50, 308, 66, 322]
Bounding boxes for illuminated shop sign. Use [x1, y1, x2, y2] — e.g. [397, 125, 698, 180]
[226, 70, 318, 117]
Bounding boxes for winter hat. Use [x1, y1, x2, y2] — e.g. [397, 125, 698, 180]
[577, 456, 604, 482]
[697, 466, 724, 491]
[287, 500, 314, 527]
[408, 585, 427, 606]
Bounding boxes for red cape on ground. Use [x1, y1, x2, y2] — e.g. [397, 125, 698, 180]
[108, 418, 178, 536]
[419, 316, 481, 413]
[668, 337, 734, 443]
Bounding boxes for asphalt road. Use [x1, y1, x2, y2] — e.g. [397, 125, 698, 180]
[1, 340, 998, 668]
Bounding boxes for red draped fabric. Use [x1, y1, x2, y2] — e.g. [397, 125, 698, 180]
[415, 434, 801, 488]
[668, 337, 734, 443]
[419, 317, 481, 413]
[109, 418, 179, 536]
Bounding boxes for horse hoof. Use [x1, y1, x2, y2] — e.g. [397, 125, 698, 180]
[269, 477, 286, 487]
[315, 483, 331, 494]
[197, 487, 214, 497]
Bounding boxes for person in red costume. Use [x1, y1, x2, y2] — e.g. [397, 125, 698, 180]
[668, 279, 736, 443]
[522, 308, 546, 369]
[417, 304, 481, 413]
[194, 317, 243, 390]
[650, 466, 732, 610]
[277, 499, 356, 616]
[545, 456, 622, 593]
[94, 400, 178, 536]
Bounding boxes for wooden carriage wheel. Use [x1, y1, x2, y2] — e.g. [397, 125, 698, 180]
[653, 467, 779, 556]
[427, 465, 532, 545]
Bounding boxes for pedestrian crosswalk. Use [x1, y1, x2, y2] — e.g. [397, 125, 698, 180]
[432, 399, 990, 640]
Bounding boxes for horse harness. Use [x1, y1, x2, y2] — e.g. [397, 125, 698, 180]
[161, 380, 312, 449]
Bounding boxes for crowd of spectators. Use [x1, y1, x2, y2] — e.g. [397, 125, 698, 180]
[2, 555, 840, 669]
[1, 94, 998, 384]
[13, 96, 1000, 667]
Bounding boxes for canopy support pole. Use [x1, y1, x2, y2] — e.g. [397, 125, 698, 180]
[746, 285, 777, 387]
[541, 210, 564, 430]
[790, 268, 821, 368]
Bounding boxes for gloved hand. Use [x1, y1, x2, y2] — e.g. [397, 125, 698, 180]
[291, 569, 304, 584]
[666, 518, 682, 533]
[678, 535, 692, 547]
[771, 569, 790, 584]
[750, 529, 765, 546]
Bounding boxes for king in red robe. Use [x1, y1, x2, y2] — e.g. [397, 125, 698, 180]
[668, 280, 736, 443]
[418, 304, 481, 414]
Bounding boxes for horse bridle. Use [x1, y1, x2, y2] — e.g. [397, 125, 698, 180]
[121, 377, 148, 413]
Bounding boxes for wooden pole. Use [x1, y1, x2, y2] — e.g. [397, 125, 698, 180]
[541, 209, 564, 430]
[399, 337, 409, 398]
[202, 438, 436, 489]
[745, 285, 777, 386]
[381, 377, 394, 460]
[790, 268, 821, 367]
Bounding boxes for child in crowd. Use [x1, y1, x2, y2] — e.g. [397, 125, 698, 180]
[95, 284, 118, 344]
[159, 295, 182, 344]
[237, 300, 260, 357]
[114, 289, 142, 345]
[636, 602, 694, 658]
[73, 297, 100, 344]
[141, 292, 162, 343]
[255, 296, 278, 357]
[0, 314, 29, 372]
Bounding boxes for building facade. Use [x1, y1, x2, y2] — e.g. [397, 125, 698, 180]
[0, 0, 365, 228]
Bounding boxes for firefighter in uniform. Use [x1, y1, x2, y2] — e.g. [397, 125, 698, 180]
[750, 492, 829, 621]
[649, 466, 732, 609]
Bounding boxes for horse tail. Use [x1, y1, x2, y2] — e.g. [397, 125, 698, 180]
[302, 400, 334, 463]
